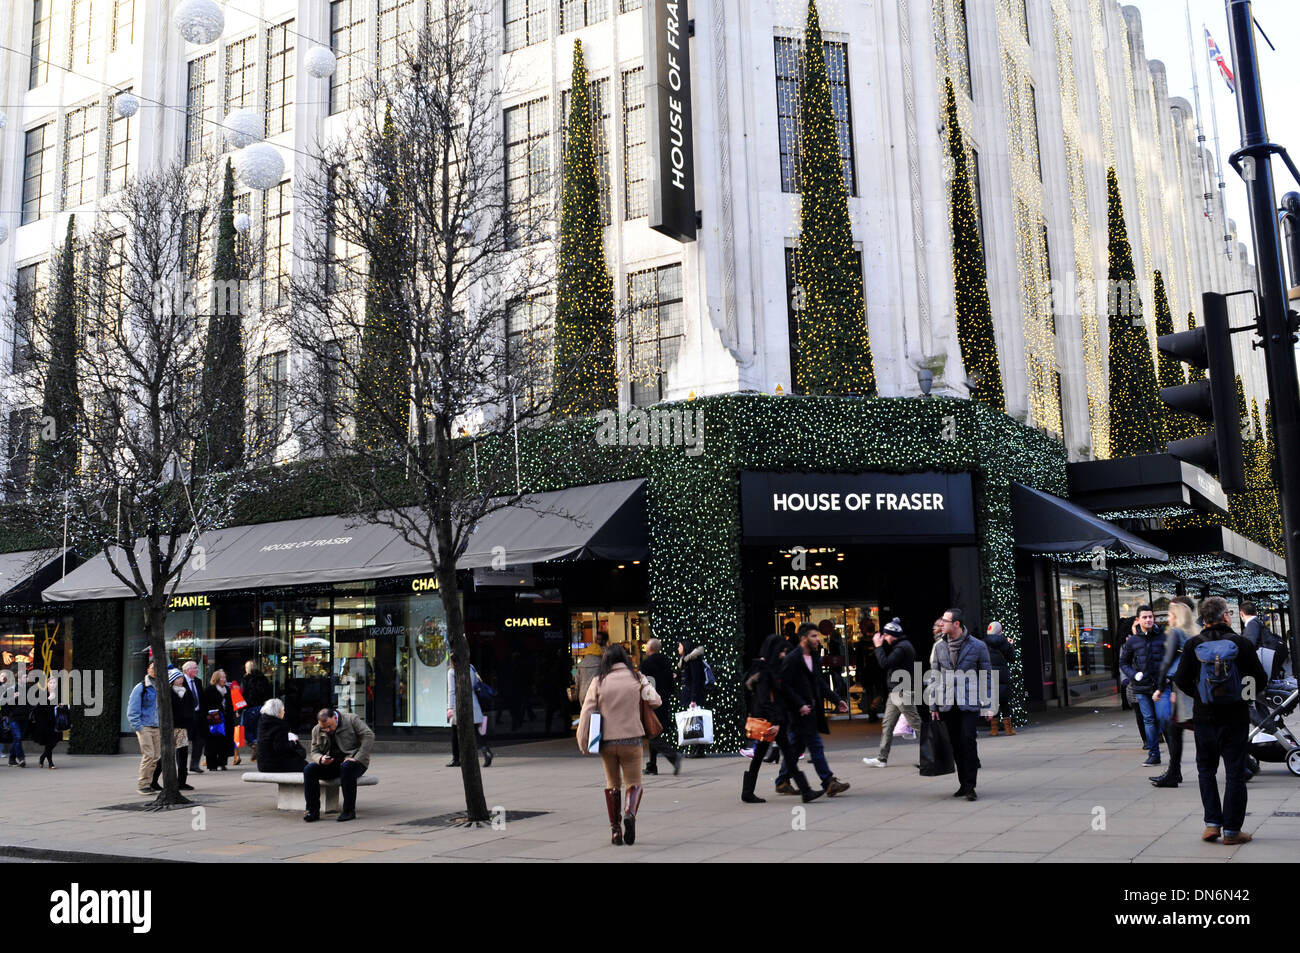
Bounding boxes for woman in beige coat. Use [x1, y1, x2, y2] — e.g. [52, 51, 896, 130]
[577, 644, 660, 846]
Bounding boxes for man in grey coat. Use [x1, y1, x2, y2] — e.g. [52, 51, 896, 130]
[929, 608, 992, 801]
[304, 708, 375, 823]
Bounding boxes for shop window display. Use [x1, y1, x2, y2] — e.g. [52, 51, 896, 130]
[1057, 573, 1112, 679]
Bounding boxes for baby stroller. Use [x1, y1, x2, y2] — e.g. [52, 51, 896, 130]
[1246, 648, 1300, 777]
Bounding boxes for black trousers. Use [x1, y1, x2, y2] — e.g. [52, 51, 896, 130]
[646, 706, 676, 767]
[303, 760, 368, 814]
[743, 730, 798, 789]
[940, 708, 981, 789]
[152, 745, 189, 787]
[1193, 720, 1249, 832]
[450, 725, 492, 762]
[187, 723, 205, 769]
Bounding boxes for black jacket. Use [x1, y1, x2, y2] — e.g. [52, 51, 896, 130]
[256, 712, 307, 772]
[639, 653, 675, 712]
[984, 633, 1015, 694]
[167, 683, 195, 733]
[241, 670, 273, 708]
[874, 635, 916, 680]
[779, 648, 841, 734]
[1173, 624, 1269, 727]
[748, 664, 786, 727]
[1241, 616, 1263, 647]
[679, 646, 707, 707]
[27, 702, 60, 747]
[1119, 626, 1169, 694]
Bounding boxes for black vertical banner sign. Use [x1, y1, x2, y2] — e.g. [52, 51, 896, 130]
[644, 0, 697, 242]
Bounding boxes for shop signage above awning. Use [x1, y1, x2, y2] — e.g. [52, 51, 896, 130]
[1011, 483, 1168, 560]
[740, 471, 976, 543]
[1067, 453, 1229, 519]
[43, 480, 647, 602]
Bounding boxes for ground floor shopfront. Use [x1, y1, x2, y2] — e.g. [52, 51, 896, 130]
[35, 395, 1287, 752]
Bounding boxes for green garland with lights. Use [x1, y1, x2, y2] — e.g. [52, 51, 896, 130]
[34, 216, 81, 491]
[1105, 168, 1160, 457]
[554, 40, 617, 418]
[199, 159, 247, 475]
[943, 76, 1005, 411]
[356, 104, 411, 454]
[792, 0, 877, 398]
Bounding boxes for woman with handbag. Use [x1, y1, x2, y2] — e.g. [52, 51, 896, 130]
[577, 644, 661, 846]
[202, 669, 236, 771]
[742, 633, 823, 804]
[1150, 597, 1195, 789]
[256, 698, 308, 772]
[446, 660, 494, 768]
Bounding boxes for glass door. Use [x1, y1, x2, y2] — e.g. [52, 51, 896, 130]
[332, 595, 375, 722]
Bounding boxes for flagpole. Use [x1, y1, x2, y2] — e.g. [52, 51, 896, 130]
[1186, 3, 1214, 224]
[1204, 22, 1234, 259]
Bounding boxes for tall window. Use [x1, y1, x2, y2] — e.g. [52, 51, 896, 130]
[561, 0, 608, 33]
[620, 0, 643, 11]
[63, 104, 101, 209]
[23, 124, 56, 224]
[262, 181, 293, 309]
[321, 337, 358, 441]
[561, 77, 612, 225]
[105, 90, 133, 193]
[956, 0, 973, 97]
[774, 37, 857, 195]
[325, 167, 364, 294]
[622, 68, 647, 219]
[505, 97, 551, 244]
[112, 0, 135, 50]
[6, 408, 38, 493]
[69, 0, 98, 67]
[1027, 84, 1042, 180]
[225, 36, 258, 112]
[12, 263, 43, 373]
[505, 295, 554, 407]
[186, 54, 217, 164]
[377, 0, 414, 85]
[330, 0, 366, 114]
[254, 351, 289, 459]
[265, 21, 296, 136]
[504, 0, 548, 52]
[627, 264, 684, 405]
[30, 0, 52, 88]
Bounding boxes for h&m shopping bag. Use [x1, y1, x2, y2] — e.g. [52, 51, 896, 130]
[917, 718, 955, 776]
[675, 708, 714, 745]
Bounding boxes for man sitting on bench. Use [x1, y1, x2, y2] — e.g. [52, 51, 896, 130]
[304, 708, 374, 823]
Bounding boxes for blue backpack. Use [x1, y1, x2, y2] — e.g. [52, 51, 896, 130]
[1194, 639, 1242, 704]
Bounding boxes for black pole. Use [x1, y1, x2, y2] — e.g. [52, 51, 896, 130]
[1226, 0, 1300, 673]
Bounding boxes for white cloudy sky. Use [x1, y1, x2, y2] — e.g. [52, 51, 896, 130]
[1139, 0, 1300, 266]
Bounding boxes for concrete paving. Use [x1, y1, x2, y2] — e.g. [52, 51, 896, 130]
[4, 699, 1299, 862]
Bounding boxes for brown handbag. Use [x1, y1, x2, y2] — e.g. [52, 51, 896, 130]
[638, 675, 663, 738]
[745, 716, 779, 743]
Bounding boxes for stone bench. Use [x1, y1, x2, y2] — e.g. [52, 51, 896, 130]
[243, 771, 378, 813]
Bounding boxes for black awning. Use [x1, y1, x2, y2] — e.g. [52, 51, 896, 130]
[1012, 484, 1168, 560]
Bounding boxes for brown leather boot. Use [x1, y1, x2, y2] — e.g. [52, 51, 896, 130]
[604, 788, 623, 845]
[623, 785, 643, 845]
[1002, 717, 1016, 736]
[989, 718, 999, 736]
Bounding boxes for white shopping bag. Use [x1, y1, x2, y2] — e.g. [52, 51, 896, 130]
[892, 716, 915, 738]
[675, 707, 714, 745]
[587, 713, 602, 754]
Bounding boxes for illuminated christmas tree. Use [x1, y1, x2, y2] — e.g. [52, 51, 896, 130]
[553, 40, 617, 417]
[1263, 400, 1284, 554]
[356, 104, 411, 453]
[793, 0, 877, 397]
[34, 216, 81, 490]
[1105, 168, 1159, 457]
[199, 159, 246, 474]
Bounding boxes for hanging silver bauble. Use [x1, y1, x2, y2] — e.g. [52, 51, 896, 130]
[235, 143, 285, 191]
[222, 108, 262, 149]
[174, 0, 225, 45]
[114, 92, 140, 118]
[305, 46, 338, 79]
[233, 212, 252, 233]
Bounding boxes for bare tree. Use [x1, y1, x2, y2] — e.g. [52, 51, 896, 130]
[15, 158, 268, 806]
[283, 0, 612, 822]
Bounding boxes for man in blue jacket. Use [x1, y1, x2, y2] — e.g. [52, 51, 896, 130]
[126, 660, 161, 796]
[929, 608, 992, 801]
[1119, 606, 1167, 768]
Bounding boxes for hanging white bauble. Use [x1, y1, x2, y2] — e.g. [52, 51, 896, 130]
[305, 46, 338, 79]
[233, 212, 252, 233]
[0, 222, 8, 245]
[222, 108, 262, 149]
[174, 0, 225, 45]
[235, 143, 285, 191]
[361, 178, 388, 210]
[114, 92, 140, 119]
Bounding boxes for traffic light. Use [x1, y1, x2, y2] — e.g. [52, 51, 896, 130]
[1157, 291, 1247, 493]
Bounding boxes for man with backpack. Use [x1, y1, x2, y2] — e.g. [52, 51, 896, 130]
[1173, 596, 1269, 846]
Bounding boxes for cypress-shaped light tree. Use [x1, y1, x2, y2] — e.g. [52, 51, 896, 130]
[553, 40, 617, 417]
[34, 216, 82, 490]
[199, 159, 246, 473]
[942, 75, 1003, 410]
[1263, 400, 1284, 554]
[793, 0, 877, 397]
[356, 103, 411, 452]
[1228, 374, 1253, 539]
[1245, 398, 1272, 547]
[1153, 273, 1194, 447]
[1106, 167, 1160, 456]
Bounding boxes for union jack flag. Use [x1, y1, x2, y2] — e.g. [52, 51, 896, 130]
[1206, 29, 1236, 95]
